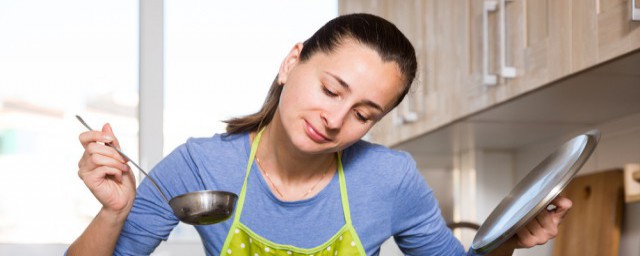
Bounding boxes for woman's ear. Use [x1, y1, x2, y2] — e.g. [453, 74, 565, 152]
[278, 43, 304, 85]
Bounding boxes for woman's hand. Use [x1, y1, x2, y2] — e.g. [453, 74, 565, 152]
[488, 195, 573, 256]
[514, 195, 572, 248]
[78, 123, 136, 216]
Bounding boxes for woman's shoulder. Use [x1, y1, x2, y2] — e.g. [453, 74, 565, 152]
[342, 140, 418, 189]
[184, 132, 246, 146]
[344, 139, 415, 167]
[177, 132, 249, 157]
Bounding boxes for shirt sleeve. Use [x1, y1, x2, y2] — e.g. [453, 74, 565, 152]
[114, 143, 203, 255]
[391, 153, 481, 256]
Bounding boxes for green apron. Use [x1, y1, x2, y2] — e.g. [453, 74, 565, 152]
[219, 129, 367, 256]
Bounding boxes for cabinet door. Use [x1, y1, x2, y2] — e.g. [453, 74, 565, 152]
[520, 0, 572, 87]
[588, 0, 640, 68]
[464, 0, 575, 116]
[465, 0, 522, 115]
[338, 0, 383, 15]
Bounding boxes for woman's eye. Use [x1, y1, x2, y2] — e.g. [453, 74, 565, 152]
[322, 86, 338, 97]
[355, 111, 370, 123]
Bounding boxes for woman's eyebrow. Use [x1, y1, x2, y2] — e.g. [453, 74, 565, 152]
[325, 71, 384, 112]
[325, 71, 352, 92]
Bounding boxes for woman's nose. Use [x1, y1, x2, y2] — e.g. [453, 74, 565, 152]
[321, 108, 348, 130]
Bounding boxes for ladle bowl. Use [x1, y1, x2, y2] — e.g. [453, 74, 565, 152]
[76, 115, 238, 225]
[169, 190, 237, 225]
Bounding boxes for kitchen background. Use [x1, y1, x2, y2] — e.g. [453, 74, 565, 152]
[1, 0, 639, 255]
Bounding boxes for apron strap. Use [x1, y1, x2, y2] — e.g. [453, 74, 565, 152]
[337, 152, 353, 225]
[232, 127, 264, 223]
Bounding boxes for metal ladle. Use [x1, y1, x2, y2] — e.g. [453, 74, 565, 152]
[76, 115, 238, 225]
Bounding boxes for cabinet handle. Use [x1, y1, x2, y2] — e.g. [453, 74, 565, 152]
[483, 0, 498, 86]
[499, 0, 516, 78]
[633, 0, 640, 21]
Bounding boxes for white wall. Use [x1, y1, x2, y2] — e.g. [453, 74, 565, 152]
[450, 149, 516, 251]
[513, 111, 640, 256]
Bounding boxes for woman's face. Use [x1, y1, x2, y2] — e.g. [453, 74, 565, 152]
[274, 40, 405, 155]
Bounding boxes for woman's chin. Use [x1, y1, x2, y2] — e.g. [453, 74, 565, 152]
[291, 136, 336, 155]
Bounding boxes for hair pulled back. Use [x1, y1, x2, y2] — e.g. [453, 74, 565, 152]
[225, 13, 417, 134]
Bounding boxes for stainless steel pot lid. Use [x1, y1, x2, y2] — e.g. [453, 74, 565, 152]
[471, 130, 600, 254]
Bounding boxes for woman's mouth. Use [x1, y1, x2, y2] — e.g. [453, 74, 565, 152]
[304, 121, 331, 143]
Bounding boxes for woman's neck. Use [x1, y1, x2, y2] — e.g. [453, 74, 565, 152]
[255, 123, 335, 185]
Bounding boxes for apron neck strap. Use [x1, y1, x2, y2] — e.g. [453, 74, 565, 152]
[336, 152, 353, 225]
[232, 127, 264, 223]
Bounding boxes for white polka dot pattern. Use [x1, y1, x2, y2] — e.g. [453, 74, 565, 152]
[223, 225, 363, 255]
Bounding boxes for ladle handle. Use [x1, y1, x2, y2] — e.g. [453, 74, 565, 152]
[75, 115, 170, 203]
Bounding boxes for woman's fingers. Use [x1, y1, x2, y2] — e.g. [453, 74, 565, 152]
[85, 142, 127, 166]
[549, 195, 573, 224]
[78, 123, 123, 155]
[79, 130, 113, 148]
[515, 196, 573, 248]
[536, 207, 558, 237]
[78, 159, 130, 184]
[516, 217, 546, 247]
[80, 165, 125, 184]
[89, 153, 129, 172]
[77, 122, 128, 174]
[77, 141, 131, 186]
[78, 145, 128, 172]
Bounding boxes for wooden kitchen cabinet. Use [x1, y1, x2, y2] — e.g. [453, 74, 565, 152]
[339, 0, 640, 146]
[464, 0, 640, 120]
[463, 0, 640, 121]
[463, 0, 574, 117]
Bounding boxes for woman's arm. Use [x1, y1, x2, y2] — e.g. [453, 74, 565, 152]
[67, 124, 136, 256]
[391, 152, 573, 256]
[67, 206, 131, 256]
[391, 154, 470, 255]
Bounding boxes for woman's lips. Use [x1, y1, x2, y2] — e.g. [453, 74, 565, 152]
[304, 121, 330, 143]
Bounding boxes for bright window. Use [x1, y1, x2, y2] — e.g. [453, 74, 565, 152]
[0, 0, 138, 243]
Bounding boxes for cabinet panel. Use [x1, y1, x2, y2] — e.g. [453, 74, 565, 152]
[544, 0, 573, 80]
[572, 0, 600, 71]
[338, 0, 383, 15]
[339, 0, 640, 146]
[526, 0, 548, 46]
[465, 0, 528, 114]
[518, 0, 573, 89]
[572, 0, 640, 71]
[598, 1, 631, 62]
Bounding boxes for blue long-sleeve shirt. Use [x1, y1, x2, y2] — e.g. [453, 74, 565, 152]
[113, 132, 478, 255]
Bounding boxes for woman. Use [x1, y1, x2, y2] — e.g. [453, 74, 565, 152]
[69, 13, 571, 256]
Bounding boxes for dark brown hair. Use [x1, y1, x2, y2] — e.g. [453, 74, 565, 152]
[225, 13, 417, 134]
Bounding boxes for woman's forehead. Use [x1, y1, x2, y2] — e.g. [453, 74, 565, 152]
[313, 40, 402, 76]
[309, 42, 405, 111]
